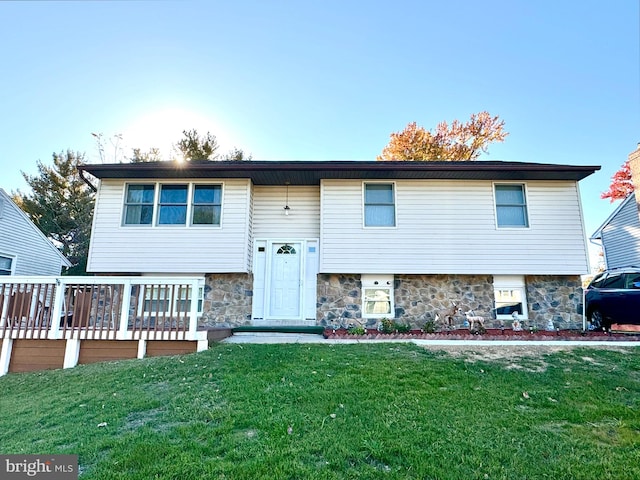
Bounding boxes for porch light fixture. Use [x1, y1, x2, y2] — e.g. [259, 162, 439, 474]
[284, 182, 291, 216]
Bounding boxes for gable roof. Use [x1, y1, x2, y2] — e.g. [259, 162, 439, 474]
[591, 192, 639, 240]
[0, 188, 72, 267]
[79, 160, 599, 186]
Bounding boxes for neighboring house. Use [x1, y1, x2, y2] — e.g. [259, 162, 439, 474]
[78, 160, 599, 329]
[590, 192, 640, 269]
[0, 188, 71, 275]
[592, 144, 640, 270]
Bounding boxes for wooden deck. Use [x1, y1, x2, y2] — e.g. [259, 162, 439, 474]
[0, 276, 209, 375]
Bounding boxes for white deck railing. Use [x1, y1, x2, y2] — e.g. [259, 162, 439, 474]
[0, 276, 205, 341]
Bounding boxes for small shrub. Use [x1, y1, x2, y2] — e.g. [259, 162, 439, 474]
[422, 319, 436, 333]
[395, 323, 411, 333]
[348, 325, 366, 335]
[380, 318, 411, 334]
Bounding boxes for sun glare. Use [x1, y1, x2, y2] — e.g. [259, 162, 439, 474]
[122, 107, 236, 161]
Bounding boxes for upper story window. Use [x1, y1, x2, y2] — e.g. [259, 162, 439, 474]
[158, 184, 188, 225]
[124, 184, 155, 225]
[364, 183, 395, 227]
[192, 185, 222, 225]
[495, 184, 529, 228]
[123, 183, 222, 227]
[0, 255, 13, 275]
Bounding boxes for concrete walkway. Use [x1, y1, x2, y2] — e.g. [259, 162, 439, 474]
[223, 332, 640, 347]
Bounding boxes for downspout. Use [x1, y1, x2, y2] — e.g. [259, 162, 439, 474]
[78, 168, 98, 193]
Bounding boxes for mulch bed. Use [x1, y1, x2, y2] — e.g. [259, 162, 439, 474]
[323, 328, 640, 341]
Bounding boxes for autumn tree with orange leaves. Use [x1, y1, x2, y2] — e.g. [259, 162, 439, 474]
[378, 111, 508, 161]
[601, 160, 634, 202]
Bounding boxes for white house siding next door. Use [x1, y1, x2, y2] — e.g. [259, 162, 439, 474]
[269, 243, 301, 318]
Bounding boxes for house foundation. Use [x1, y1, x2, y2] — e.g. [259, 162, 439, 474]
[200, 273, 253, 328]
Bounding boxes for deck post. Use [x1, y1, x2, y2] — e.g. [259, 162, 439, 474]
[63, 339, 80, 369]
[187, 278, 202, 340]
[117, 279, 132, 340]
[137, 339, 146, 359]
[0, 338, 12, 376]
[48, 278, 66, 340]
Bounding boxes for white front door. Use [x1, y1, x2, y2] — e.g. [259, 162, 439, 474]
[269, 243, 301, 318]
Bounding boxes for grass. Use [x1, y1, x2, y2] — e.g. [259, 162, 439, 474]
[1, 343, 639, 479]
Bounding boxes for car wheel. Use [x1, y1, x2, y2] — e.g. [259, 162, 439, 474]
[589, 309, 609, 331]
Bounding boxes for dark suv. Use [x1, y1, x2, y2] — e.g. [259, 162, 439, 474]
[585, 267, 640, 330]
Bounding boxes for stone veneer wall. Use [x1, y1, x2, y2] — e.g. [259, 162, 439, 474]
[317, 273, 584, 330]
[317, 274, 363, 327]
[395, 274, 495, 328]
[525, 275, 584, 329]
[199, 273, 253, 328]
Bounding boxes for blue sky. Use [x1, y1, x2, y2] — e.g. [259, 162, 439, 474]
[0, 0, 638, 261]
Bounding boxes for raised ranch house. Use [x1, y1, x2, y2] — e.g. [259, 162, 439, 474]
[0, 160, 600, 374]
[78, 159, 598, 331]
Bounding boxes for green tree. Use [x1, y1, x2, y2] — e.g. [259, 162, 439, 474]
[174, 129, 251, 161]
[129, 147, 163, 163]
[378, 111, 508, 161]
[175, 129, 220, 161]
[14, 151, 95, 275]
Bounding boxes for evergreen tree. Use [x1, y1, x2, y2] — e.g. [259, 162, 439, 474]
[14, 150, 94, 275]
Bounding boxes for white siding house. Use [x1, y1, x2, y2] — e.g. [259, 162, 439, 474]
[590, 193, 640, 269]
[0, 188, 71, 275]
[79, 160, 599, 329]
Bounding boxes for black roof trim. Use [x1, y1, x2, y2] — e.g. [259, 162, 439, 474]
[78, 160, 600, 185]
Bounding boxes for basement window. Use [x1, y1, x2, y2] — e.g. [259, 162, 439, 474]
[362, 274, 394, 318]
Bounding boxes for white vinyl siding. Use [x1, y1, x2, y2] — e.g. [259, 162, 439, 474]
[87, 179, 251, 273]
[600, 193, 640, 269]
[0, 189, 69, 275]
[320, 179, 589, 275]
[252, 186, 320, 238]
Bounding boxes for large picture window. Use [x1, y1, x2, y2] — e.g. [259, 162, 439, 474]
[122, 183, 222, 227]
[364, 183, 395, 227]
[495, 184, 528, 228]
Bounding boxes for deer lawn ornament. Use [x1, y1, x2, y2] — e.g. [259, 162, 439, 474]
[465, 310, 486, 334]
[434, 303, 459, 330]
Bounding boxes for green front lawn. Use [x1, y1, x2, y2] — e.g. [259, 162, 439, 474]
[1, 343, 639, 479]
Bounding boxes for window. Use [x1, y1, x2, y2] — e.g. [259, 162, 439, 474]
[364, 183, 395, 227]
[124, 184, 155, 225]
[0, 255, 13, 275]
[123, 183, 223, 227]
[494, 275, 528, 320]
[495, 184, 528, 228]
[362, 274, 394, 318]
[192, 185, 222, 225]
[158, 184, 188, 225]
